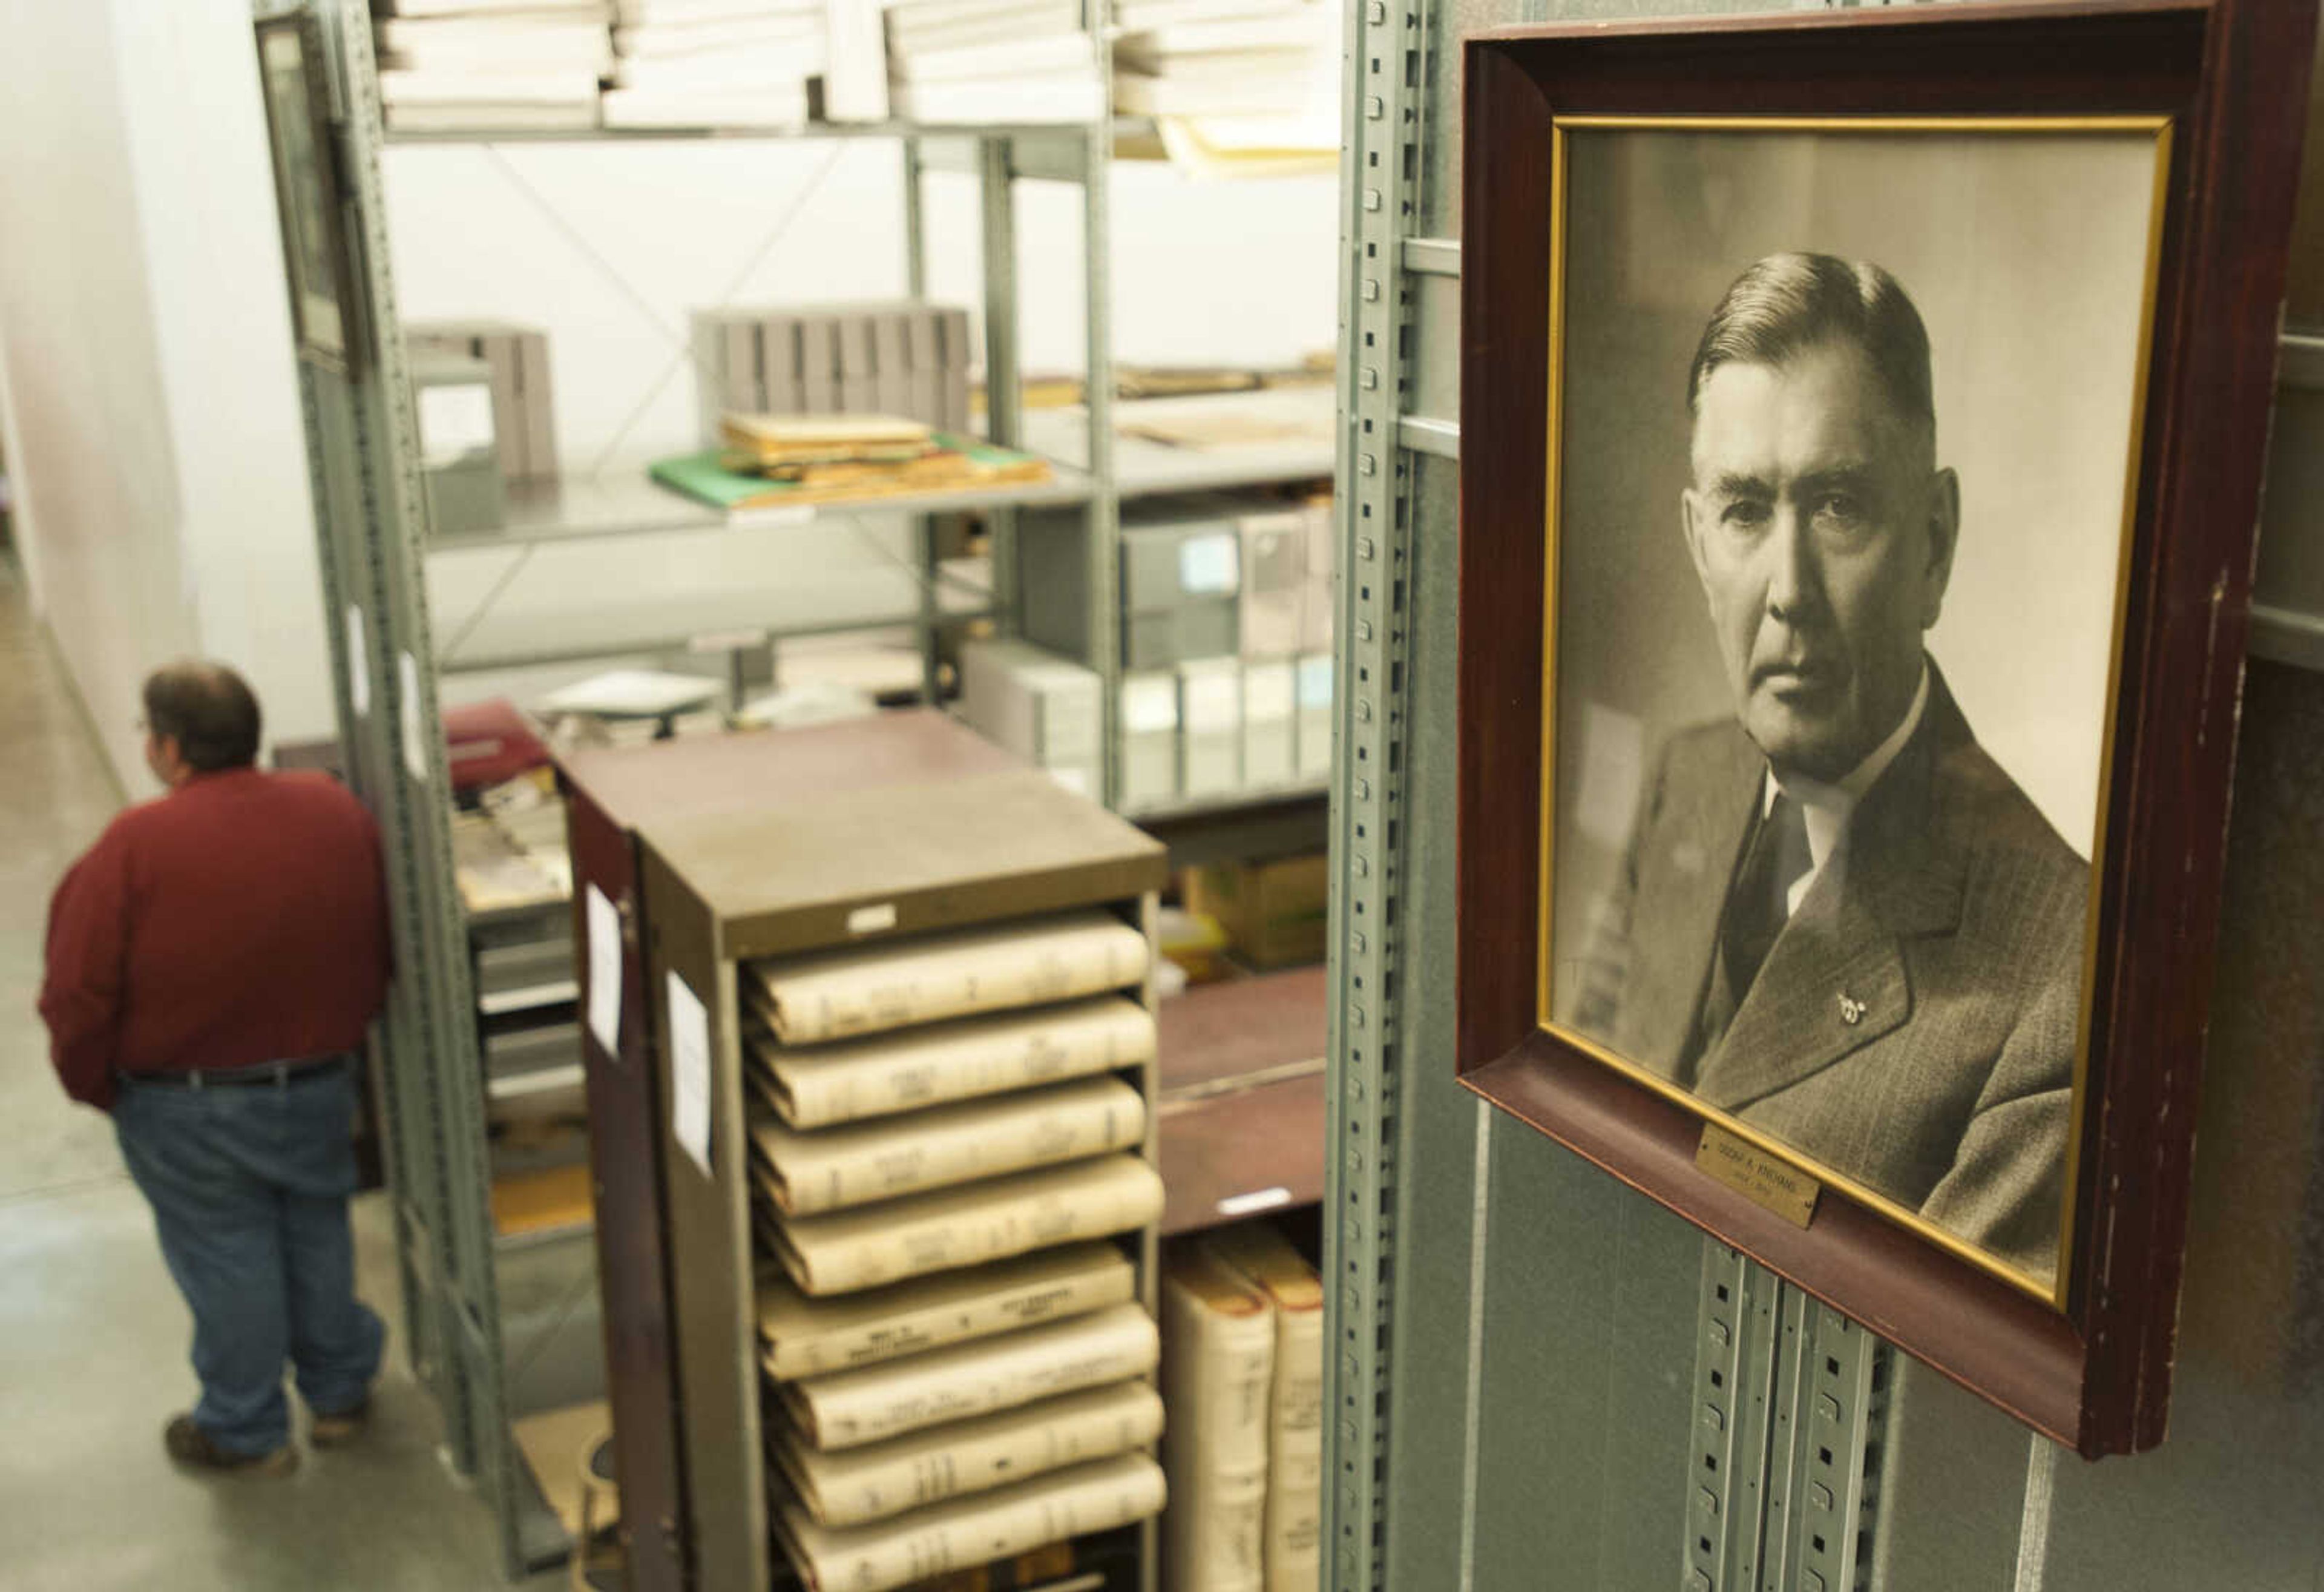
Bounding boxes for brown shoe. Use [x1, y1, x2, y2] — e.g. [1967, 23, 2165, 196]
[309, 1398, 370, 1449]
[163, 1415, 298, 1476]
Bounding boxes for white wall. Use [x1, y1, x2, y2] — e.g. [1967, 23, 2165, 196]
[0, 0, 199, 793]
[0, 0, 331, 794]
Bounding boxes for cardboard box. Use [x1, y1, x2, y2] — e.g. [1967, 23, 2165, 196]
[797, 312, 840, 413]
[1122, 519, 1241, 609]
[1121, 507, 1244, 668]
[1301, 500, 1335, 652]
[760, 318, 806, 417]
[1177, 658, 1242, 797]
[409, 350, 505, 536]
[409, 320, 557, 481]
[1295, 653, 1332, 781]
[958, 639, 1102, 773]
[1186, 854, 1329, 969]
[1241, 659, 1296, 788]
[1238, 509, 1308, 659]
[1124, 602, 1239, 669]
[1120, 672, 1181, 809]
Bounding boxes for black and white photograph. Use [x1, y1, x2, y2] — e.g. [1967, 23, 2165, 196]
[1542, 122, 2170, 1291]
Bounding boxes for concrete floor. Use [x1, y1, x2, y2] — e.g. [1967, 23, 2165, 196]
[0, 555, 568, 1591]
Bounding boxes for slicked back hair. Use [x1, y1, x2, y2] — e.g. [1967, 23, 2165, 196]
[143, 660, 263, 772]
[1687, 252, 1936, 447]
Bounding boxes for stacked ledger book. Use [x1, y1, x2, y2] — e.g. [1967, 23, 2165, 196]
[882, 0, 1103, 125]
[1110, 0, 1333, 119]
[651, 412, 1052, 513]
[373, 0, 614, 133]
[748, 909, 1171, 1592]
[606, 0, 827, 128]
[1159, 1223, 1323, 1592]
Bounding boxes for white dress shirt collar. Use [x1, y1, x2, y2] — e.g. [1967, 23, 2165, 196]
[1761, 663, 1931, 914]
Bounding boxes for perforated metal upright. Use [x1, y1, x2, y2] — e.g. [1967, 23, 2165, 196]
[260, 0, 526, 1572]
[1321, 0, 1434, 1576]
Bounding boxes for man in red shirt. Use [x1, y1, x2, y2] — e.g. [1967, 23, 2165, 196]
[41, 661, 392, 1475]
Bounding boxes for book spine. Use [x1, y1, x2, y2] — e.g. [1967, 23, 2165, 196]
[770, 997, 1155, 1129]
[761, 1079, 1147, 1215]
[763, 918, 1150, 1044]
[1162, 1459, 1267, 1592]
[795, 1305, 1160, 1449]
[766, 1255, 1137, 1381]
[784, 1383, 1164, 1526]
[781, 1455, 1165, 1592]
[780, 1158, 1164, 1297]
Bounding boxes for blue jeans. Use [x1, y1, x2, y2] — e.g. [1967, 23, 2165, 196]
[114, 1062, 386, 1457]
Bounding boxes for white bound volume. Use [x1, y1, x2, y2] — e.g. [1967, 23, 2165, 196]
[781, 1303, 1159, 1451]
[763, 1153, 1164, 1295]
[747, 994, 1156, 1130]
[749, 1075, 1147, 1215]
[747, 910, 1150, 1045]
[757, 1242, 1135, 1383]
[774, 1452, 1166, 1592]
[772, 1380, 1164, 1526]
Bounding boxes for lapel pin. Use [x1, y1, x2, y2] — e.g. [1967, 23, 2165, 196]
[1837, 992, 1866, 1027]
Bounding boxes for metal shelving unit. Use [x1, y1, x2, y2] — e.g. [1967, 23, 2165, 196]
[264, 0, 1340, 1578]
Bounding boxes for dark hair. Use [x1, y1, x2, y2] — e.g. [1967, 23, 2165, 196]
[143, 661, 263, 772]
[1687, 252, 1935, 441]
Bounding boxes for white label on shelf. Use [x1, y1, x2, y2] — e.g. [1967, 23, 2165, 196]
[1218, 1186, 1295, 1219]
[417, 382, 496, 467]
[398, 652, 428, 784]
[688, 628, 769, 656]
[846, 902, 898, 935]
[1178, 533, 1239, 595]
[585, 885, 622, 1054]
[727, 504, 816, 531]
[1121, 677, 1179, 735]
[668, 970, 713, 1179]
[346, 605, 370, 719]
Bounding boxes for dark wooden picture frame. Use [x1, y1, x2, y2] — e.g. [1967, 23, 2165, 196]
[1455, 0, 2313, 1457]
[254, 10, 360, 376]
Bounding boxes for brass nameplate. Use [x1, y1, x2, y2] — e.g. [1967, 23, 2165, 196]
[1695, 1123, 1820, 1228]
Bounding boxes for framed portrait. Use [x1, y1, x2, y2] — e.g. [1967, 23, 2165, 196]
[1454, 0, 2313, 1456]
[254, 10, 359, 375]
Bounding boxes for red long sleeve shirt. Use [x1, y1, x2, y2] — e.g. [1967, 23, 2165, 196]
[39, 767, 393, 1110]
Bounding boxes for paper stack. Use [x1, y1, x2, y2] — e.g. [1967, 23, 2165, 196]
[747, 908, 1167, 1592]
[649, 412, 1052, 514]
[605, 0, 827, 127]
[374, 1, 613, 134]
[883, 0, 1103, 125]
[1111, 0, 1328, 117]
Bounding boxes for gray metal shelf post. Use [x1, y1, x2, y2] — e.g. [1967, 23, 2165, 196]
[1321, 0, 1428, 1580]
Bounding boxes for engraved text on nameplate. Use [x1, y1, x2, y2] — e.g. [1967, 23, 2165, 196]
[1695, 1123, 1820, 1228]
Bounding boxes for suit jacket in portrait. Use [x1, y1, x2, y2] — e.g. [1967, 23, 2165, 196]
[1567, 666, 2088, 1280]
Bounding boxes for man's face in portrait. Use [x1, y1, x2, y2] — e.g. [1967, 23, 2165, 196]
[1681, 339, 1960, 784]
